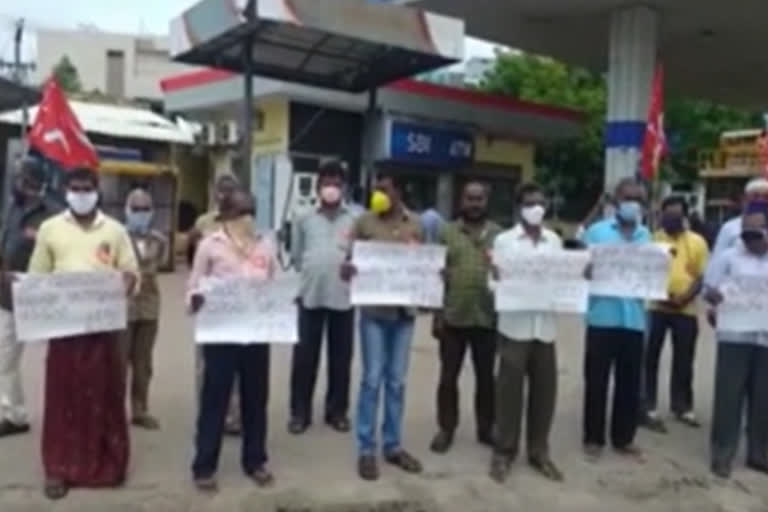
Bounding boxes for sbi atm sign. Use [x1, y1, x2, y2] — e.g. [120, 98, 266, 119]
[387, 120, 474, 167]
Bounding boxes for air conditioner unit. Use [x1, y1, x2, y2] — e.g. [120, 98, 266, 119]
[201, 122, 217, 146]
[216, 120, 240, 146]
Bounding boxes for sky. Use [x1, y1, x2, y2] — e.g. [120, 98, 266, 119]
[0, 0, 501, 65]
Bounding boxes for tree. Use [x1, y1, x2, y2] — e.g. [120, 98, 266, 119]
[52, 56, 82, 93]
[481, 52, 761, 220]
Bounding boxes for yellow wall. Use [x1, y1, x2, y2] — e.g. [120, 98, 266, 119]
[252, 98, 289, 155]
[474, 135, 535, 181]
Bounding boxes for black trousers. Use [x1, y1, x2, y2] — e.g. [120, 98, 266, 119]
[583, 327, 643, 448]
[289, 306, 354, 422]
[711, 343, 768, 469]
[644, 311, 698, 414]
[436, 326, 496, 436]
[192, 344, 270, 478]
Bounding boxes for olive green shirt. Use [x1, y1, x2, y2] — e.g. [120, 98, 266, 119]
[128, 230, 167, 321]
[352, 209, 423, 319]
[440, 219, 501, 329]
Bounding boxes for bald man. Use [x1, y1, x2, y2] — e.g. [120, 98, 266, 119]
[121, 187, 167, 430]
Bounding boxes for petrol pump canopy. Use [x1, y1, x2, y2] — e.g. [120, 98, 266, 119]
[0, 76, 40, 112]
[170, 0, 465, 92]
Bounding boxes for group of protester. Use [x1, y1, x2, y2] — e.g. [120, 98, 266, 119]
[2, 155, 768, 500]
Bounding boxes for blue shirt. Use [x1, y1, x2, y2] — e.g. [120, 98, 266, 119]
[583, 218, 651, 332]
[420, 209, 444, 244]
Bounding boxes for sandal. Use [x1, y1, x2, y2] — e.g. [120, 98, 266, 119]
[614, 444, 646, 463]
[132, 415, 161, 431]
[529, 457, 564, 482]
[489, 454, 512, 484]
[194, 476, 219, 493]
[358, 455, 379, 481]
[676, 411, 701, 428]
[325, 416, 350, 433]
[249, 467, 275, 488]
[287, 417, 309, 435]
[0, 420, 30, 438]
[384, 450, 422, 474]
[44, 479, 69, 500]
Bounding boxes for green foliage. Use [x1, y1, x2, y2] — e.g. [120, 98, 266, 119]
[481, 52, 761, 220]
[52, 56, 82, 93]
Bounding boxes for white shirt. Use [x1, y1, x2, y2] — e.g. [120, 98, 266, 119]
[712, 216, 741, 258]
[705, 244, 768, 345]
[493, 224, 563, 343]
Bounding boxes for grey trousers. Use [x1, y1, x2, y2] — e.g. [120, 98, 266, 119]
[494, 338, 557, 460]
[711, 342, 768, 469]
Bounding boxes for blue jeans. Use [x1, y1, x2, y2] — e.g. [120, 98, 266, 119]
[356, 312, 415, 456]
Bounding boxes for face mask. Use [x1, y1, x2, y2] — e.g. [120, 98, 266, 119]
[520, 204, 546, 226]
[661, 214, 684, 234]
[741, 229, 767, 245]
[125, 210, 153, 233]
[369, 190, 392, 215]
[66, 190, 99, 216]
[320, 185, 342, 205]
[617, 201, 642, 223]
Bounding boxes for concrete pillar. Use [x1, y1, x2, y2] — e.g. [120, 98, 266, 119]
[604, 5, 660, 190]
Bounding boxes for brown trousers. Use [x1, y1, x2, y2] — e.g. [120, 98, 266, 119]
[119, 319, 158, 417]
[495, 337, 557, 460]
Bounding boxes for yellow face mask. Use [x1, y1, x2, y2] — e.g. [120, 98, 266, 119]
[369, 190, 392, 215]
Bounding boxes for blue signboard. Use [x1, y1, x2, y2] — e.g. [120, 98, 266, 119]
[388, 120, 473, 167]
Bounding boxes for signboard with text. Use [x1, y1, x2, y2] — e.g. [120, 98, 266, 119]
[388, 120, 473, 167]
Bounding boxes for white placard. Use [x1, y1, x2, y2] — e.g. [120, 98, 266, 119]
[350, 241, 446, 308]
[195, 275, 298, 344]
[717, 275, 768, 332]
[12, 271, 127, 342]
[589, 243, 671, 299]
[494, 249, 591, 313]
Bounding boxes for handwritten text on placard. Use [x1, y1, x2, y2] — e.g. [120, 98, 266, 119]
[717, 275, 768, 332]
[12, 271, 127, 342]
[494, 250, 590, 313]
[589, 244, 671, 300]
[195, 275, 298, 344]
[350, 241, 446, 308]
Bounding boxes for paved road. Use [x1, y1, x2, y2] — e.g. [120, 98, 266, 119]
[1, 273, 767, 511]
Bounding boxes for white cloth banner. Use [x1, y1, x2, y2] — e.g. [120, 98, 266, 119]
[350, 241, 446, 308]
[12, 271, 127, 342]
[194, 275, 298, 344]
[717, 275, 768, 332]
[494, 249, 591, 313]
[589, 243, 671, 299]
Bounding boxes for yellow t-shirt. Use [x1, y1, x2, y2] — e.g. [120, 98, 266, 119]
[28, 211, 138, 276]
[651, 229, 709, 316]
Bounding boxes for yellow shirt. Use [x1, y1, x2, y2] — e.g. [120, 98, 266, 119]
[651, 229, 709, 316]
[28, 211, 139, 276]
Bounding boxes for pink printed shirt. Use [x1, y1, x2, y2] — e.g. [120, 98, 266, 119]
[187, 229, 276, 305]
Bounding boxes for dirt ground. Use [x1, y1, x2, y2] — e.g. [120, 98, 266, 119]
[1, 273, 767, 512]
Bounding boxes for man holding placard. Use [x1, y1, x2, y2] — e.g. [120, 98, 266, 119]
[711, 178, 768, 257]
[430, 181, 500, 455]
[642, 196, 709, 433]
[27, 168, 138, 500]
[289, 159, 356, 435]
[581, 178, 651, 461]
[488, 183, 565, 483]
[0, 158, 58, 439]
[342, 173, 425, 481]
[704, 202, 768, 479]
[188, 189, 278, 491]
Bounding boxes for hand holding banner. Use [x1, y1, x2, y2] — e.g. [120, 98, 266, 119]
[494, 249, 590, 313]
[589, 243, 671, 299]
[350, 241, 446, 308]
[12, 271, 127, 341]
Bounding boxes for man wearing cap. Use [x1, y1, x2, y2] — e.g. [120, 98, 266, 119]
[712, 178, 768, 257]
[0, 158, 59, 438]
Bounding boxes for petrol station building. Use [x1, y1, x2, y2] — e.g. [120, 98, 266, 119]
[166, 0, 582, 230]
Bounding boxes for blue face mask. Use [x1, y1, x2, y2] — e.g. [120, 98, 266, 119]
[617, 201, 642, 223]
[126, 210, 153, 233]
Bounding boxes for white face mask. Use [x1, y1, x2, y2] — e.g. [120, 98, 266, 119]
[521, 204, 546, 226]
[66, 190, 99, 216]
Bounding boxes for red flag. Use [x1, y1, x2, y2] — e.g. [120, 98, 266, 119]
[27, 78, 99, 170]
[640, 63, 667, 180]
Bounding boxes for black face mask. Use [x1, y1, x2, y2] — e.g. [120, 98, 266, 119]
[661, 214, 684, 234]
[741, 230, 767, 245]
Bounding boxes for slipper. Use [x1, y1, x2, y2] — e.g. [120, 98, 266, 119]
[249, 467, 275, 488]
[194, 476, 218, 493]
[676, 412, 701, 428]
[0, 420, 30, 438]
[384, 450, 422, 474]
[44, 480, 69, 500]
